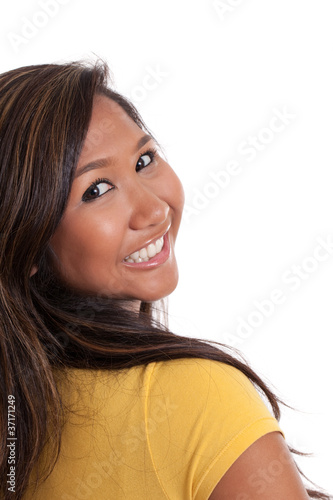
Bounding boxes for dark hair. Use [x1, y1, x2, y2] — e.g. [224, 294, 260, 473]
[0, 61, 330, 499]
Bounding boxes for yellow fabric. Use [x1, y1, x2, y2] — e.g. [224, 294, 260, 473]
[24, 358, 284, 500]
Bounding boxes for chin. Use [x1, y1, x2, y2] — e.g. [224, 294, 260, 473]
[136, 287, 177, 303]
[133, 273, 179, 303]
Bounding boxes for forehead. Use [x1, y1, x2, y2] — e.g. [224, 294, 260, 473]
[78, 95, 141, 165]
[90, 95, 130, 126]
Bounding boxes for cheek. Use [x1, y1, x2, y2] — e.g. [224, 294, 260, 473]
[49, 211, 122, 272]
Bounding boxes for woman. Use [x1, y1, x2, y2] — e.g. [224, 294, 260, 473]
[0, 61, 330, 499]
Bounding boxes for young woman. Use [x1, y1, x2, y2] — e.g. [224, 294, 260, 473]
[0, 61, 330, 500]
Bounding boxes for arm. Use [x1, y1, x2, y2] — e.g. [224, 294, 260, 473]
[208, 431, 309, 499]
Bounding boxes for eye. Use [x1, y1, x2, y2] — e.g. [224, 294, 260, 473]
[82, 178, 114, 202]
[136, 148, 157, 172]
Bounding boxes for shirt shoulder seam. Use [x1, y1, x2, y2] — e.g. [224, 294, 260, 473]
[193, 416, 283, 499]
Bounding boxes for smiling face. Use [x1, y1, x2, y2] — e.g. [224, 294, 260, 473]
[48, 95, 184, 306]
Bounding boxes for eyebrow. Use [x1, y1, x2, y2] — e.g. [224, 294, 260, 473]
[75, 133, 153, 179]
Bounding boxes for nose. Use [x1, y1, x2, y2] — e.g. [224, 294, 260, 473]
[127, 183, 169, 230]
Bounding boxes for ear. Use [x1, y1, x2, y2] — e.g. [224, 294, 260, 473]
[30, 265, 38, 277]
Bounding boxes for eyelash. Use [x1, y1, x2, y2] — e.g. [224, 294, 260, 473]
[82, 147, 158, 202]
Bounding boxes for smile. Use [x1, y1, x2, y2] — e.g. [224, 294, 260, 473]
[123, 230, 171, 268]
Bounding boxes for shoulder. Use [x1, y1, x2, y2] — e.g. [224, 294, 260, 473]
[149, 356, 245, 383]
[145, 357, 284, 499]
[148, 357, 269, 411]
[146, 357, 281, 432]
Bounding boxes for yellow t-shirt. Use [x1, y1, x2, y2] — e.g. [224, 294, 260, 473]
[24, 358, 284, 500]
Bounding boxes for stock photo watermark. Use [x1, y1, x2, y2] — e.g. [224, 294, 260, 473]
[221, 234, 333, 347]
[71, 63, 168, 162]
[61, 396, 178, 499]
[129, 65, 169, 104]
[235, 447, 297, 500]
[183, 105, 296, 223]
[7, 0, 72, 53]
[7, 394, 16, 493]
[212, 0, 246, 21]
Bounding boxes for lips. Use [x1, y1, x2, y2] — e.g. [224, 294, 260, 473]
[122, 229, 171, 269]
[123, 223, 171, 263]
[124, 234, 164, 263]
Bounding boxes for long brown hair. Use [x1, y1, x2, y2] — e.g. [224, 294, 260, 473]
[0, 61, 330, 499]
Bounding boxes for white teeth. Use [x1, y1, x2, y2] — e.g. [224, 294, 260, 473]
[139, 247, 148, 259]
[147, 243, 157, 258]
[125, 235, 164, 264]
[156, 238, 163, 253]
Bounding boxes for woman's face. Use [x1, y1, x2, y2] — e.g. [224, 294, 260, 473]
[48, 95, 184, 305]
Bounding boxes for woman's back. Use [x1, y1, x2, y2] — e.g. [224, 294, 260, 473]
[24, 358, 282, 499]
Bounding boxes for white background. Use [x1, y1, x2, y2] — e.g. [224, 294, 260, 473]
[1, 0, 332, 494]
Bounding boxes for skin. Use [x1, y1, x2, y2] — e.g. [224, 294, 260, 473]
[208, 432, 309, 499]
[45, 95, 185, 310]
